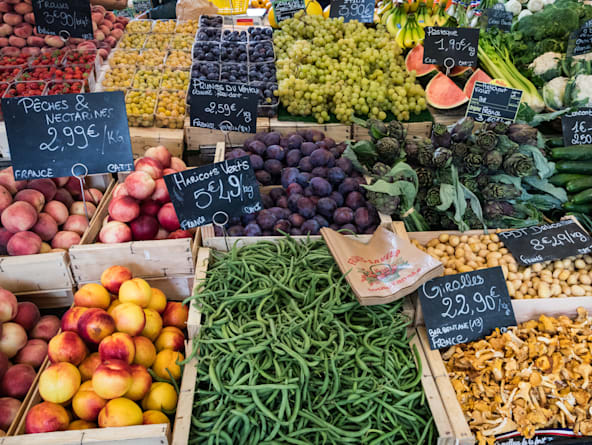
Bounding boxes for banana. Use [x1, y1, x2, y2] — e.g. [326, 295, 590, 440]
[377, 0, 392, 17]
[396, 13, 424, 48]
[386, 5, 407, 34]
[416, 2, 429, 27]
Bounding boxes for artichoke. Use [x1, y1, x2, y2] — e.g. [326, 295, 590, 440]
[485, 150, 503, 171]
[451, 142, 469, 159]
[425, 187, 442, 208]
[417, 167, 435, 188]
[482, 183, 521, 201]
[464, 206, 483, 230]
[486, 121, 509, 134]
[422, 208, 440, 229]
[367, 118, 388, 140]
[372, 162, 391, 177]
[476, 174, 490, 188]
[376, 137, 401, 165]
[464, 153, 483, 173]
[451, 117, 475, 142]
[432, 147, 453, 169]
[484, 201, 515, 219]
[507, 124, 538, 146]
[417, 145, 435, 168]
[367, 191, 400, 215]
[476, 130, 499, 152]
[431, 123, 452, 148]
[387, 120, 406, 142]
[437, 167, 453, 185]
[461, 175, 479, 195]
[503, 153, 535, 177]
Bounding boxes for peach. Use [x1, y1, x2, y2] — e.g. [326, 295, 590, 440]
[170, 157, 187, 171]
[145, 146, 172, 168]
[30, 315, 60, 341]
[163, 168, 176, 175]
[99, 221, 133, 244]
[155, 326, 185, 352]
[0, 228, 13, 250]
[1, 364, 35, 398]
[125, 171, 155, 201]
[0, 397, 20, 430]
[168, 229, 192, 239]
[44, 200, 68, 225]
[51, 230, 81, 249]
[151, 178, 169, 204]
[143, 410, 169, 426]
[77, 308, 115, 345]
[14, 302, 42, 333]
[153, 350, 183, 381]
[39, 362, 81, 404]
[99, 332, 135, 364]
[140, 199, 160, 217]
[132, 336, 156, 368]
[84, 188, 103, 205]
[98, 397, 142, 427]
[28, 178, 56, 201]
[108, 196, 140, 223]
[70, 201, 96, 218]
[1, 201, 38, 232]
[48, 331, 88, 365]
[119, 278, 152, 308]
[32, 212, 58, 241]
[78, 352, 101, 382]
[111, 302, 146, 336]
[130, 215, 158, 241]
[155, 227, 170, 240]
[0, 167, 27, 193]
[141, 309, 162, 341]
[7, 230, 42, 255]
[72, 384, 106, 421]
[53, 188, 73, 208]
[162, 302, 189, 329]
[0, 322, 27, 358]
[148, 288, 167, 313]
[63, 214, 89, 236]
[0, 289, 17, 323]
[0, 185, 11, 212]
[124, 364, 151, 400]
[14, 339, 47, 368]
[61, 306, 89, 332]
[40, 242, 51, 253]
[107, 299, 122, 315]
[135, 157, 163, 180]
[68, 419, 96, 430]
[14, 189, 44, 212]
[157, 202, 180, 232]
[112, 183, 129, 199]
[74, 283, 111, 309]
[142, 382, 178, 412]
[100, 265, 132, 294]
[25, 401, 69, 434]
[51, 177, 69, 188]
[92, 360, 132, 399]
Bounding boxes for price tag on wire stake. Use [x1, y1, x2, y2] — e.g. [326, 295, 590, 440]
[423, 27, 479, 68]
[485, 8, 513, 32]
[32, 0, 94, 40]
[329, 0, 374, 23]
[568, 19, 592, 57]
[271, 0, 305, 22]
[465, 81, 523, 124]
[562, 108, 592, 146]
[2, 92, 134, 180]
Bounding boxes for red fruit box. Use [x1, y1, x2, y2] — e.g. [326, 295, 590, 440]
[0, 54, 29, 68]
[44, 80, 85, 96]
[3, 81, 48, 98]
[0, 67, 21, 83]
[61, 49, 101, 81]
[28, 50, 66, 68]
[17, 67, 58, 83]
[58, 64, 96, 92]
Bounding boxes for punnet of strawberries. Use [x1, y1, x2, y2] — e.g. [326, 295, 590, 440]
[0, 55, 28, 67]
[64, 50, 98, 66]
[5, 81, 46, 98]
[0, 68, 21, 83]
[46, 81, 84, 95]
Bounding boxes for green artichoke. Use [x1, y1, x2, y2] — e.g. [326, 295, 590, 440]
[367, 118, 388, 140]
[503, 153, 535, 177]
[485, 150, 503, 171]
[404, 136, 429, 161]
[451, 117, 475, 142]
[431, 123, 452, 148]
[376, 137, 401, 165]
[417, 167, 435, 188]
[367, 191, 400, 215]
[464, 206, 483, 230]
[461, 175, 479, 195]
[507, 124, 538, 146]
[387, 120, 406, 142]
[422, 208, 440, 229]
[482, 183, 521, 201]
[372, 162, 391, 177]
[484, 201, 515, 219]
[476, 130, 499, 152]
[417, 145, 435, 168]
[451, 142, 469, 159]
[425, 187, 441, 208]
[486, 121, 509, 134]
[432, 147, 452, 169]
[464, 153, 483, 173]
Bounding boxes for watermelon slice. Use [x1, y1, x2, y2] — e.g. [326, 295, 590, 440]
[449, 66, 473, 78]
[405, 45, 438, 78]
[463, 69, 493, 97]
[426, 72, 469, 110]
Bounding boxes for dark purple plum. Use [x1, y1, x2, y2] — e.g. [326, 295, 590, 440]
[320, 138, 336, 149]
[227, 225, 244, 236]
[256, 209, 277, 230]
[289, 213, 305, 227]
[281, 167, 300, 188]
[354, 207, 372, 228]
[313, 215, 329, 228]
[248, 140, 267, 156]
[327, 167, 346, 185]
[288, 194, 303, 212]
[335, 157, 353, 175]
[269, 188, 285, 202]
[329, 224, 339, 230]
[249, 154, 264, 170]
[311, 167, 328, 178]
[301, 219, 320, 235]
[355, 177, 367, 186]
[278, 207, 291, 219]
[229, 216, 241, 225]
[352, 170, 363, 178]
[264, 159, 283, 176]
[296, 172, 312, 187]
[345, 191, 365, 210]
[330, 147, 340, 158]
[317, 197, 337, 218]
[262, 230, 273, 236]
[340, 223, 357, 233]
[310, 149, 333, 167]
[297, 197, 316, 219]
[226, 148, 248, 160]
[290, 228, 303, 236]
[286, 183, 303, 196]
[254, 132, 267, 142]
[301, 142, 317, 156]
[266, 145, 285, 161]
[244, 222, 262, 236]
[280, 137, 290, 147]
[310, 177, 332, 197]
[287, 134, 304, 150]
[263, 132, 281, 146]
[273, 219, 292, 235]
[335, 142, 346, 155]
[364, 225, 378, 234]
[303, 187, 314, 197]
[310, 196, 319, 206]
[333, 207, 354, 225]
[310, 130, 325, 142]
[242, 213, 256, 224]
[276, 196, 288, 208]
[261, 194, 273, 208]
[269, 207, 286, 219]
[214, 226, 224, 236]
[330, 191, 344, 207]
[256, 170, 272, 185]
[338, 178, 359, 195]
[243, 137, 255, 150]
[298, 156, 313, 172]
[286, 150, 302, 167]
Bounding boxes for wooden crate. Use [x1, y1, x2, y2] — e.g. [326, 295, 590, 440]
[185, 117, 271, 149]
[129, 126, 184, 159]
[352, 120, 433, 140]
[268, 118, 352, 142]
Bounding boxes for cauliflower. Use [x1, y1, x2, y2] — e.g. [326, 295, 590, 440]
[571, 74, 592, 107]
[505, 0, 522, 15]
[527, 0, 543, 11]
[528, 52, 563, 82]
[543, 0, 554, 4]
[518, 9, 532, 19]
[542, 76, 568, 110]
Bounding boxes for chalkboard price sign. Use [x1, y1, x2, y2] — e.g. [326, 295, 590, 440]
[465, 81, 523, 124]
[2, 92, 133, 180]
[498, 219, 592, 266]
[164, 156, 263, 230]
[419, 267, 516, 350]
[423, 27, 479, 68]
[32, 0, 94, 40]
[272, 0, 305, 22]
[189, 79, 259, 134]
[562, 108, 592, 146]
[568, 19, 592, 57]
[329, 0, 374, 23]
[485, 8, 513, 32]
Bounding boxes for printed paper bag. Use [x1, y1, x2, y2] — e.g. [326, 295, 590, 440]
[321, 226, 443, 306]
[177, 0, 218, 21]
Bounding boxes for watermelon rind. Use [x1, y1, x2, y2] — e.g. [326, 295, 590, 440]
[426, 72, 469, 110]
[462, 68, 493, 97]
[405, 45, 439, 78]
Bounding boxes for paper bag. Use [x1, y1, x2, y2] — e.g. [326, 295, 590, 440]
[321, 226, 443, 306]
[177, 0, 218, 20]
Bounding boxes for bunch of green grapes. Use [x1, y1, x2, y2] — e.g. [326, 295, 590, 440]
[273, 12, 427, 123]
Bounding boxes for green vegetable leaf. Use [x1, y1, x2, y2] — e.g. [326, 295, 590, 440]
[523, 176, 568, 202]
[437, 183, 456, 213]
[343, 143, 369, 176]
[516, 103, 572, 127]
[490, 173, 523, 190]
[518, 145, 555, 179]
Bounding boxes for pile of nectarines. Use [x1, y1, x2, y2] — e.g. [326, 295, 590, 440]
[24, 265, 189, 434]
[0, 289, 59, 435]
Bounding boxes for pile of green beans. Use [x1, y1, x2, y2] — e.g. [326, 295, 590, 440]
[184, 238, 436, 445]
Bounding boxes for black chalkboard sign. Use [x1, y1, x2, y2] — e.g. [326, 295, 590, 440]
[562, 108, 592, 146]
[133, 0, 152, 13]
[423, 27, 479, 68]
[329, 0, 374, 23]
[466, 81, 523, 124]
[32, 0, 93, 40]
[164, 156, 263, 230]
[496, 430, 592, 444]
[568, 19, 592, 57]
[188, 79, 259, 134]
[498, 220, 592, 266]
[485, 8, 512, 32]
[272, 0, 305, 22]
[419, 267, 516, 350]
[2, 92, 133, 180]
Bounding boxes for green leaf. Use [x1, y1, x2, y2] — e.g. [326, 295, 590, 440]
[519, 145, 555, 179]
[437, 184, 456, 212]
[386, 162, 419, 190]
[490, 173, 523, 190]
[516, 103, 572, 127]
[523, 176, 568, 202]
[464, 184, 487, 231]
[363, 179, 416, 201]
[343, 143, 369, 176]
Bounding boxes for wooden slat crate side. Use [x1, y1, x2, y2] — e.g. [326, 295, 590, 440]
[352, 121, 433, 140]
[187, 248, 209, 340]
[185, 117, 271, 150]
[171, 342, 197, 445]
[267, 119, 351, 141]
[16, 288, 75, 309]
[129, 126, 184, 159]
[0, 251, 73, 294]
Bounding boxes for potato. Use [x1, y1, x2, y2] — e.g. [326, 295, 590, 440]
[3, 13, 22, 25]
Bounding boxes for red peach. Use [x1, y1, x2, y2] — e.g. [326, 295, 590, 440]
[77, 308, 115, 345]
[1, 364, 35, 398]
[30, 315, 60, 341]
[100, 265, 132, 294]
[155, 227, 169, 240]
[51, 231, 81, 249]
[125, 171, 156, 201]
[0, 289, 17, 323]
[108, 196, 140, 223]
[13, 301, 40, 332]
[52, 177, 69, 188]
[63, 214, 89, 235]
[74, 283, 111, 309]
[0, 397, 20, 431]
[92, 359, 132, 399]
[28, 178, 56, 201]
[140, 199, 160, 217]
[168, 229, 192, 239]
[78, 352, 101, 382]
[1, 201, 38, 232]
[72, 383, 106, 422]
[132, 336, 156, 368]
[0, 185, 12, 212]
[7, 231, 42, 255]
[99, 221, 133, 244]
[39, 362, 81, 404]
[48, 331, 88, 365]
[0, 352, 8, 381]
[151, 178, 169, 204]
[163, 168, 177, 175]
[135, 157, 163, 180]
[111, 302, 146, 336]
[124, 364, 152, 401]
[0, 322, 27, 357]
[25, 401, 69, 434]
[70, 201, 96, 218]
[145, 146, 172, 168]
[99, 332, 135, 364]
[162, 301, 189, 330]
[170, 157, 187, 171]
[53, 188, 74, 208]
[14, 339, 47, 369]
[155, 326, 185, 353]
[32, 213, 58, 242]
[14, 189, 45, 212]
[112, 183, 129, 199]
[61, 306, 89, 332]
[84, 188, 103, 205]
[44, 200, 68, 225]
[130, 215, 158, 241]
[0, 167, 26, 194]
[157, 203, 180, 232]
[0, 229, 13, 250]
[65, 177, 83, 198]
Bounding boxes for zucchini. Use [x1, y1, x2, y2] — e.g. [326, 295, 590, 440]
[550, 173, 588, 187]
[556, 161, 592, 175]
[572, 188, 592, 204]
[551, 145, 592, 160]
[567, 177, 592, 193]
[563, 202, 592, 213]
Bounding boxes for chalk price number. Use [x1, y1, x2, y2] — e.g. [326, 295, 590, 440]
[435, 37, 475, 57]
[193, 172, 259, 211]
[530, 227, 589, 251]
[570, 120, 592, 145]
[41, 125, 99, 152]
[338, 2, 372, 17]
[440, 286, 510, 320]
[41, 8, 88, 29]
[204, 102, 252, 123]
